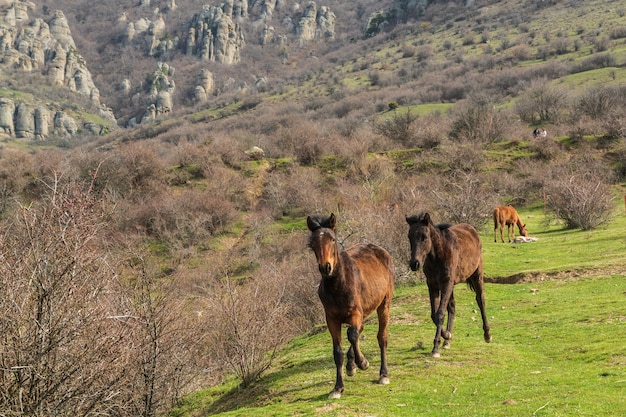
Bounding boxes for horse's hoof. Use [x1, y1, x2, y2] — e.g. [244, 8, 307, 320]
[328, 391, 342, 399]
[358, 359, 369, 370]
[431, 351, 441, 358]
[346, 367, 356, 377]
[484, 334, 492, 343]
[443, 340, 451, 349]
[378, 376, 390, 385]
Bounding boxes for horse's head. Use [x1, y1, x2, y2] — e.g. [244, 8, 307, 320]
[307, 213, 339, 278]
[406, 212, 433, 271]
[520, 223, 529, 237]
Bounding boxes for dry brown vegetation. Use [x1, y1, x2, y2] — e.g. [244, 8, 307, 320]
[2, 0, 626, 415]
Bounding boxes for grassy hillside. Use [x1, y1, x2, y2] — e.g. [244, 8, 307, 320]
[171, 272, 626, 416]
[169, 205, 626, 416]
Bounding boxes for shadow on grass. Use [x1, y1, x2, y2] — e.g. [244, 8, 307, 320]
[199, 355, 332, 415]
[200, 342, 432, 415]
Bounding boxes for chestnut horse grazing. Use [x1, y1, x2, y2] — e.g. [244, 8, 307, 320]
[307, 213, 394, 399]
[493, 205, 528, 243]
[406, 212, 491, 358]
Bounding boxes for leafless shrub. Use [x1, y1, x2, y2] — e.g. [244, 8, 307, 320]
[550, 37, 572, 55]
[0, 177, 125, 416]
[144, 188, 235, 244]
[115, 254, 209, 416]
[373, 109, 418, 146]
[429, 171, 498, 230]
[449, 96, 508, 143]
[543, 157, 615, 230]
[514, 78, 569, 123]
[261, 166, 325, 218]
[574, 85, 620, 120]
[200, 269, 294, 387]
[413, 114, 449, 149]
[436, 142, 487, 173]
[527, 136, 562, 161]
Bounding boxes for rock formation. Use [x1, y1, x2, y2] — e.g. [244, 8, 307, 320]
[186, 5, 245, 64]
[0, 1, 115, 139]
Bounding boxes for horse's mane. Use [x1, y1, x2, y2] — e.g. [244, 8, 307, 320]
[437, 223, 452, 230]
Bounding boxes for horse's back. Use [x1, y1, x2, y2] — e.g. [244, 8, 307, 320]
[494, 205, 519, 224]
[346, 243, 394, 312]
[446, 223, 483, 278]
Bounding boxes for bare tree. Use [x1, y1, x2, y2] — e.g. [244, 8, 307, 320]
[0, 174, 127, 416]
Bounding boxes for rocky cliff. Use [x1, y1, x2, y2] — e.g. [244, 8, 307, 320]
[0, 1, 116, 140]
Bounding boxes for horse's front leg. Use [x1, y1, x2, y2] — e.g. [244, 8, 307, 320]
[428, 286, 442, 358]
[442, 291, 455, 349]
[347, 319, 369, 374]
[432, 282, 453, 358]
[327, 319, 344, 399]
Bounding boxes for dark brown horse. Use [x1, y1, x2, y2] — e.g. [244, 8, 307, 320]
[493, 205, 528, 243]
[406, 212, 491, 358]
[307, 213, 394, 399]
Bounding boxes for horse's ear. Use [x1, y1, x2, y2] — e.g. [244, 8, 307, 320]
[420, 212, 431, 224]
[307, 216, 319, 231]
[406, 215, 417, 225]
[328, 213, 336, 230]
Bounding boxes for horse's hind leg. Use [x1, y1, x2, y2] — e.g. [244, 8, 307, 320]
[442, 292, 455, 349]
[470, 275, 492, 343]
[376, 297, 391, 385]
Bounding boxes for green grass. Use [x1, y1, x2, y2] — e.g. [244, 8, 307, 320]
[171, 206, 626, 417]
[482, 205, 626, 279]
[172, 274, 626, 416]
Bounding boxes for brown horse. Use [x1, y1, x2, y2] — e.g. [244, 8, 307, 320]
[406, 212, 491, 358]
[307, 213, 394, 399]
[493, 205, 528, 243]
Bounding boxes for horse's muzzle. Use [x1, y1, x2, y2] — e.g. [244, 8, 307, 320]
[409, 260, 421, 271]
[319, 263, 332, 276]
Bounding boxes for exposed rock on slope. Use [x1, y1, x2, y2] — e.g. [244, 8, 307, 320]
[0, 1, 116, 139]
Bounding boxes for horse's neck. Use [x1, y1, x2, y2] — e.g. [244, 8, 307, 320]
[515, 217, 524, 229]
[428, 225, 445, 258]
[328, 249, 352, 283]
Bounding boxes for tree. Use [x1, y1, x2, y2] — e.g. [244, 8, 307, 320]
[0, 175, 127, 416]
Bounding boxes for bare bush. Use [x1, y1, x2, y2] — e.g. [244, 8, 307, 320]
[200, 268, 294, 387]
[0, 178, 125, 416]
[515, 78, 569, 123]
[429, 171, 498, 230]
[122, 188, 237, 246]
[449, 96, 508, 143]
[543, 158, 615, 230]
[373, 109, 418, 146]
[574, 85, 620, 120]
[114, 254, 209, 417]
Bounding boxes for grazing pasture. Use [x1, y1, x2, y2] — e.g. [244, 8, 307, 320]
[171, 206, 626, 417]
[482, 206, 626, 279]
[172, 274, 626, 417]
